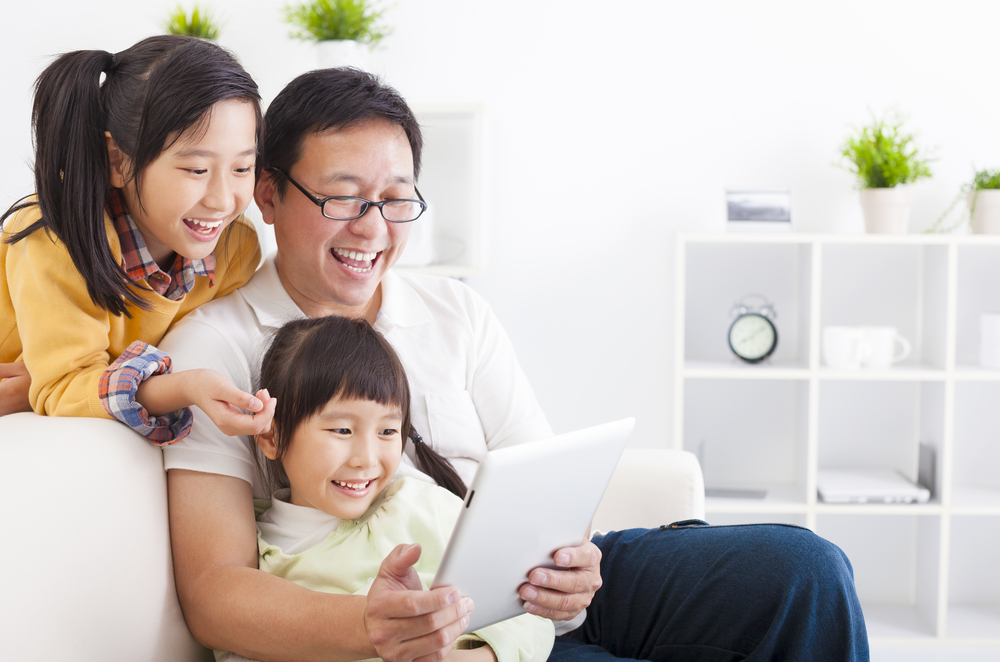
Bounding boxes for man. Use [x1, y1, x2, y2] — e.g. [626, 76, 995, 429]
[161, 68, 869, 662]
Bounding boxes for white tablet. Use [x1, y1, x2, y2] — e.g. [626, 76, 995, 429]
[431, 417, 635, 631]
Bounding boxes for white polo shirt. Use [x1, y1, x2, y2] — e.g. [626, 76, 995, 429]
[160, 254, 554, 499]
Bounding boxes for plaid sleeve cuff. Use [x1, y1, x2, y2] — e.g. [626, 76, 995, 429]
[99, 340, 192, 445]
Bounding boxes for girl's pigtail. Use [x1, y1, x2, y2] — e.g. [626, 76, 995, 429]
[409, 429, 467, 499]
[11, 50, 141, 316]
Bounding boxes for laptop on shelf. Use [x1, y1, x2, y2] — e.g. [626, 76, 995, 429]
[817, 469, 930, 504]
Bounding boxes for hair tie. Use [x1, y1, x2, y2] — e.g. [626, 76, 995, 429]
[103, 51, 116, 74]
[409, 429, 424, 445]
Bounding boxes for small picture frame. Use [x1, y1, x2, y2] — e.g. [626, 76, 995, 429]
[726, 190, 792, 232]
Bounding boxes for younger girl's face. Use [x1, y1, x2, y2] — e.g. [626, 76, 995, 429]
[112, 98, 257, 269]
[263, 396, 405, 520]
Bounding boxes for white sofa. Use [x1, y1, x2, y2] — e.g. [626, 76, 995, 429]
[0, 413, 704, 661]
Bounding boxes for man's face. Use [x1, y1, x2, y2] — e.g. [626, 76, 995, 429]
[257, 119, 415, 317]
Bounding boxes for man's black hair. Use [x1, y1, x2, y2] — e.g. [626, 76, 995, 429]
[258, 67, 422, 197]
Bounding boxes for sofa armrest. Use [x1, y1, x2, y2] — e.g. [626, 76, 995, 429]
[0, 413, 210, 661]
[591, 448, 705, 533]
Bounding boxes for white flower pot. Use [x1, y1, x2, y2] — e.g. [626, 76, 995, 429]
[967, 189, 1000, 234]
[316, 40, 370, 71]
[859, 187, 913, 234]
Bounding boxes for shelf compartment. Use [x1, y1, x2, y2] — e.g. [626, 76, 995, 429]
[819, 243, 949, 371]
[818, 381, 943, 483]
[683, 241, 812, 365]
[947, 516, 1000, 641]
[684, 379, 809, 505]
[705, 483, 808, 512]
[816, 513, 941, 640]
[955, 244, 1000, 368]
[952, 383, 1000, 507]
[408, 106, 485, 272]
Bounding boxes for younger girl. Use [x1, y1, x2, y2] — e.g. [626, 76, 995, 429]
[0, 35, 273, 442]
[222, 315, 553, 662]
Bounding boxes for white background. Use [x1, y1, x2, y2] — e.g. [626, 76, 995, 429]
[3, 0, 1000, 449]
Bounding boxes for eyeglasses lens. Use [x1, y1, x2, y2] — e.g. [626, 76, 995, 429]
[321, 199, 423, 222]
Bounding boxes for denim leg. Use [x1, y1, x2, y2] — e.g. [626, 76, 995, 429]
[549, 523, 868, 662]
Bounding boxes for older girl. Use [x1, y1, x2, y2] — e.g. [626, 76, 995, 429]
[0, 35, 273, 441]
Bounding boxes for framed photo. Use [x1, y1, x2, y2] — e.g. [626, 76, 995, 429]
[726, 190, 792, 232]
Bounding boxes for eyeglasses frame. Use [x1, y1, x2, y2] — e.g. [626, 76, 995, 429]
[271, 168, 427, 223]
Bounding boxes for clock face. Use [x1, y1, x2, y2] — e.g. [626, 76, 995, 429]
[729, 313, 777, 362]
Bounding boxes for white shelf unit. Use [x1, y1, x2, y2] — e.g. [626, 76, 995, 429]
[674, 233, 1000, 648]
[394, 104, 487, 278]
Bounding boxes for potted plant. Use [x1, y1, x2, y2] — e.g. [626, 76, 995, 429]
[839, 111, 932, 233]
[164, 5, 221, 40]
[284, 0, 389, 70]
[967, 169, 1000, 234]
[924, 168, 1000, 235]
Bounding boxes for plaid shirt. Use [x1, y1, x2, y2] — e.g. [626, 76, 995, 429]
[99, 341, 192, 445]
[108, 189, 216, 299]
[99, 190, 216, 444]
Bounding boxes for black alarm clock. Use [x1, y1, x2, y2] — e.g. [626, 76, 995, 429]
[728, 295, 778, 363]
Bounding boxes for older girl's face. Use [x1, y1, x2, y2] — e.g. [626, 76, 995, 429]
[109, 98, 258, 270]
[260, 396, 404, 520]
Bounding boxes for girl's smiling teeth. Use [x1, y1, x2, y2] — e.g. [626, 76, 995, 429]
[332, 247, 380, 273]
[333, 479, 374, 490]
[184, 218, 225, 235]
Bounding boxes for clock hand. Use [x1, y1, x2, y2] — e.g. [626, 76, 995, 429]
[740, 327, 766, 343]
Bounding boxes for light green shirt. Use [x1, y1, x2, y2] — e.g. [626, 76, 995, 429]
[216, 477, 554, 662]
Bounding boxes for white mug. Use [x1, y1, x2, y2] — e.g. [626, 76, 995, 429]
[822, 327, 869, 370]
[980, 312, 1000, 369]
[859, 326, 911, 369]
[823, 326, 911, 369]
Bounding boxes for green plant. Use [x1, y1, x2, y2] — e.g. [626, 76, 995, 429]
[839, 111, 932, 188]
[972, 168, 1000, 190]
[924, 168, 1000, 234]
[164, 5, 221, 40]
[284, 0, 389, 45]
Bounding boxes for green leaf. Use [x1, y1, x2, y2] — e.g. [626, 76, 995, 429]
[838, 110, 933, 189]
[164, 4, 221, 40]
[972, 168, 1000, 190]
[283, 0, 389, 45]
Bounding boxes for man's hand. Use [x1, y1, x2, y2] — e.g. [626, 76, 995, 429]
[366, 543, 474, 662]
[0, 361, 31, 415]
[518, 540, 603, 621]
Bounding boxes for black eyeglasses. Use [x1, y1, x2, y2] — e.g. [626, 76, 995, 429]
[273, 168, 427, 223]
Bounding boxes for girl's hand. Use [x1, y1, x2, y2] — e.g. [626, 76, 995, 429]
[138, 370, 275, 437]
[366, 543, 474, 662]
[0, 361, 32, 415]
[189, 372, 275, 437]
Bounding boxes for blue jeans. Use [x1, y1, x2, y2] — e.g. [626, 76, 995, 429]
[549, 521, 868, 661]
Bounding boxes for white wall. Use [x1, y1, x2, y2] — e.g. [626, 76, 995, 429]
[4, 0, 999, 448]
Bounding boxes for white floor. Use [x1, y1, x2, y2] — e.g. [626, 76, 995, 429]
[871, 644, 1000, 661]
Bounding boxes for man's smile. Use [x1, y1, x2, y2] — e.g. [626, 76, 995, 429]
[332, 247, 382, 273]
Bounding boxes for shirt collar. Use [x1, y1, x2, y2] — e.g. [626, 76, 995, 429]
[376, 270, 433, 332]
[108, 189, 216, 298]
[239, 253, 307, 328]
[243, 254, 432, 331]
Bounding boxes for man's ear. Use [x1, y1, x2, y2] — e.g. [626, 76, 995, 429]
[257, 427, 280, 460]
[255, 171, 279, 227]
[105, 132, 128, 189]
